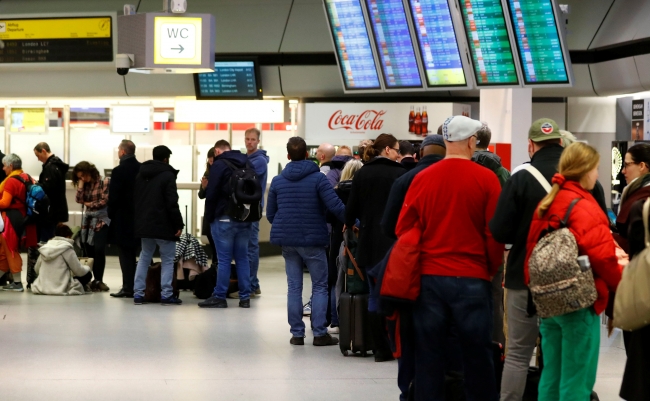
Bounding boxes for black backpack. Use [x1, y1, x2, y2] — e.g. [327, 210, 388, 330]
[222, 160, 263, 222]
[11, 175, 50, 224]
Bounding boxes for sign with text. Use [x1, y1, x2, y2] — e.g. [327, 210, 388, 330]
[154, 17, 202, 65]
[8, 106, 48, 134]
[631, 99, 650, 140]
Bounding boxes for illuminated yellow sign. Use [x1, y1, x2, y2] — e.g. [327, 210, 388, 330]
[0, 17, 111, 40]
[10, 108, 47, 133]
[154, 17, 202, 65]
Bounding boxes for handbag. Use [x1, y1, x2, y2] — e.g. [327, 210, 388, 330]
[614, 198, 650, 331]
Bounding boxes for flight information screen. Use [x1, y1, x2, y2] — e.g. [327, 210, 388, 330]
[365, 0, 423, 89]
[459, 0, 519, 86]
[506, 0, 569, 84]
[406, 0, 467, 87]
[324, 0, 382, 91]
[194, 60, 263, 99]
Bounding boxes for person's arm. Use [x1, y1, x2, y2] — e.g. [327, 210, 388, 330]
[88, 178, 109, 209]
[489, 175, 520, 244]
[63, 248, 90, 277]
[107, 170, 120, 219]
[75, 184, 84, 205]
[198, 177, 208, 200]
[395, 181, 422, 238]
[575, 208, 621, 292]
[266, 179, 278, 224]
[206, 162, 226, 202]
[39, 165, 58, 197]
[485, 180, 505, 277]
[381, 179, 406, 239]
[627, 200, 647, 258]
[0, 190, 14, 209]
[317, 175, 346, 222]
[164, 174, 185, 235]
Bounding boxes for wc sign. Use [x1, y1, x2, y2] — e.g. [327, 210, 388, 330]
[154, 16, 203, 65]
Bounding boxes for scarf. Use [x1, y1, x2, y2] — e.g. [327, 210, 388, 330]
[0, 169, 24, 194]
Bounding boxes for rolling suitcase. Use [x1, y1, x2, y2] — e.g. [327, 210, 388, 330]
[339, 292, 374, 356]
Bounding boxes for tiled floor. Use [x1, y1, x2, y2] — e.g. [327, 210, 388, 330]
[0, 255, 626, 400]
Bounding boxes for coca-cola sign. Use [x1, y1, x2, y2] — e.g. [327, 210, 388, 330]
[328, 110, 386, 132]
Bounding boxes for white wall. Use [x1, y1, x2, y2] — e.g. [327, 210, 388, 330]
[532, 103, 567, 129]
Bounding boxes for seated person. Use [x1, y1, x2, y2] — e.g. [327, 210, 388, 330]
[31, 225, 92, 296]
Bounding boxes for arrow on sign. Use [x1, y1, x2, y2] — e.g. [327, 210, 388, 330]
[171, 44, 185, 53]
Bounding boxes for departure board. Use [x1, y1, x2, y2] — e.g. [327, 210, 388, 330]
[194, 60, 263, 100]
[458, 0, 519, 86]
[324, 0, 382, 91]
[365, 0, 423, 89]
[506, 0, 569, 85]
[0, 17, 113, 63]
[406, 0, 467, 87]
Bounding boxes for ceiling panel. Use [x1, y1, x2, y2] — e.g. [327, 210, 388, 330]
[590, 58, 643, 96]
[280, 0, 332, 52]
[562, 0, 614, 50]
[589, 0, 650, 49]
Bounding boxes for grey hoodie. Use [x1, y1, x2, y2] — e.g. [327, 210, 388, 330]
[32, 237, 90, 296]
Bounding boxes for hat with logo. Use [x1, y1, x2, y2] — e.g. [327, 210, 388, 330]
[441, 115, 484, 142]
[529, 118, 562, 142]
[421, 134, 446, 149]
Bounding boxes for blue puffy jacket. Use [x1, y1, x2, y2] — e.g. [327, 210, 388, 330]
[248, 149, 269, 208]
[267, 160, 346, 247]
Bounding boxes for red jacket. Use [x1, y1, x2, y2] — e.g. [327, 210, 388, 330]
[525, 176, 621, 315]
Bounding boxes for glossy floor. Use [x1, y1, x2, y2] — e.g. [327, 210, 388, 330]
[0, 256, 626, 400]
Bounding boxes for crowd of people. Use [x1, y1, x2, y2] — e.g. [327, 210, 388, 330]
[0, 117, 648, 400]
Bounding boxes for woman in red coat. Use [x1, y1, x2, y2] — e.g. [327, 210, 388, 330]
[524, 142, 621, 400]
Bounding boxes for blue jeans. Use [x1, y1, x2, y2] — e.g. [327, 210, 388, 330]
[211, 217, 252, 300]
[248, 221, 260, 291]
[133, 238, 177, 299]
[413, 276, 497, 401]
[283, 246, 328, 337]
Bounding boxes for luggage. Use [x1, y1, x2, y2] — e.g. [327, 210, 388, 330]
[221, 160, 263, 222]
[193, 263, 238, 299]
[340, 230, 367, 295]
[339, 292, 374, 356]
[144, 261, 180, 302]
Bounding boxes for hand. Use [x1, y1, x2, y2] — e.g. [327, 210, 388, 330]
[607, 319, 615, 337]
[84, 202, 92, 208]
[77, 181, 84, 190]
[342, 224, 347, 233]
[175, 229, 183, 237]
[201, 177, 208, 189]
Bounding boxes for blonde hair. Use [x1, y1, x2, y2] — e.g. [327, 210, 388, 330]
[339, 159, 363, 183]
[537, 142, 600, 217]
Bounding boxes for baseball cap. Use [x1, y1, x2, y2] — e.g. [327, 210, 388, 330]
[529, 118, 562, 142]
[441, 116, 484, 142]
[421, 134, 446, 149]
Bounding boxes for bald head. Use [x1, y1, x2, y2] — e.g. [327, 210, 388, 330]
[317, 143, 336, 164]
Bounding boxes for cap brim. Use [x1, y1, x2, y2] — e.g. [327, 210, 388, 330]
[530, 133, 563, 142]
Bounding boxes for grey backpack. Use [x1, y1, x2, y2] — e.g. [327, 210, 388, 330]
[528, 198, 598, 318]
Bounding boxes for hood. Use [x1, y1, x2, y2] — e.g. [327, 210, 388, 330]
[45, 155, 69, 175]
[337, 179, 353, 192]
[282, 160, 320, 181]
[248, 149, 269, 164]
[139, 160, 179, 179]
[216, 150, 249, 168]
[38, 237, 74, 261]
[330, 155, 354, 169]
[472, 150, 502, 172]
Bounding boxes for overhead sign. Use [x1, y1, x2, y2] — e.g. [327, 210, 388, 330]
[154, 17, 202, 65]
[631, 99, 650, 140]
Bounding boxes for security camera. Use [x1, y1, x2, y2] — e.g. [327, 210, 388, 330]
[170, 0, 187, 13]
[116, 54, 135, 76]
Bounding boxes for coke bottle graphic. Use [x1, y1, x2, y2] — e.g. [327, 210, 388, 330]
[422, 105, 429, 135]
[414, 107, 422, 136]
[408, 106, 415, 133]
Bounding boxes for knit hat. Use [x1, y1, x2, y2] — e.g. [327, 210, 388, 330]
[529, 118, 562, 142]
[421, 134, 446, 149]
[441, 116, 484, 142]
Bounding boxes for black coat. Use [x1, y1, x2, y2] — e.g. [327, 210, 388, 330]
[345, 157, 406, 267]
[39, 155, 69, 223]
[134, 160, 184, 241]
[108, 156, 141, 246]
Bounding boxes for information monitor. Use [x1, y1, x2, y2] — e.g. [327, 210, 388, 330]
[324, 0, 383, 92]
[458, 0, 520, 86]
[194, 58, 263, 100]
[505, 0, 571, 85]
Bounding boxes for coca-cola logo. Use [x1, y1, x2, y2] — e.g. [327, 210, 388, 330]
[328, 110, 386, 131]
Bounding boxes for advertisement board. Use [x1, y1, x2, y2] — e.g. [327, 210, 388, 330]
[631, 99, 650, 140]
[8, 106, 49, 134]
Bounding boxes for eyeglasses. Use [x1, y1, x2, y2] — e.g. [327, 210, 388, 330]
[391, 147, 401, 155]
[624, 161, 638, 169]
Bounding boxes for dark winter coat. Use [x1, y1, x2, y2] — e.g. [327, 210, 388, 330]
[107, 155, 141, 246]
[472, 150, 510, 187]
[39, 155, 69, 223]
[134, 160, 184, 241]
[400, 156, 418, 171]
[205, 150, 250, 224]
[248, 149, 269, 208]
[345, 157, 406, 267]
[267, 160, 346, 247]
[325, 155, 354, 187]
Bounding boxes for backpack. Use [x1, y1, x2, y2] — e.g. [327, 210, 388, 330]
[338, 230, 368, 295]
[11, 175, 50, 224]
[527, 198, 598, 318]
[222, 160, 263, 222]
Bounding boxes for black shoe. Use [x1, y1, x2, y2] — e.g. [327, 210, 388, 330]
[374, 350, 396, 362]
[239, 299, 250, 308]
[134, 296, 147, 305]
[161, 296, 182, 306]
[198, 296, 227, 308]
[290, 336, 305, 345]
[313, 334, 339, 346]
[110, 289, 134, 298]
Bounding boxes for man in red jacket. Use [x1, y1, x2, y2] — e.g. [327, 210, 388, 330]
[396, 115, 504, 401]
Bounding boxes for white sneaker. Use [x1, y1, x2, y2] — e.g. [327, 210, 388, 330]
[302, 301, 312, 316]
[327, 326, 339, 334]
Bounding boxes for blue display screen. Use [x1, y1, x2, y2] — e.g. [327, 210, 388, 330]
[196, 61, 261, 98]
[365, 0, 423, 89]
[325, 0, 382, 90]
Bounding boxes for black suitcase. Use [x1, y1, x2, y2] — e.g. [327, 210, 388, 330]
[339, 292, 374, 356]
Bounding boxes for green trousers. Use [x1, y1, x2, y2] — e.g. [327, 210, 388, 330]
[539, 307, 600, 401]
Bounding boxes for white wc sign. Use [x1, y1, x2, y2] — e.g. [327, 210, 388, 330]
[154, 16, 202, 65]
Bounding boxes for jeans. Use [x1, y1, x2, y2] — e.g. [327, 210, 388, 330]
[500, 289, 540, 401]
[84, 225, 109, 282]
[118, 244, 138, 294]
[248, 221, 260, 291]
[283, 246, 328, 337]
[211, 217, 252, 300]
[133, 238, 177, 299]
[492, 271, 505, 345]
[413, 275, 497, 401]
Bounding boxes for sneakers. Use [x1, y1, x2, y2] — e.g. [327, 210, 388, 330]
[290, 336, 305, 345]
[253, 288, 261, 296]
[239, 299, 250, 308]
[313, 334, 339, 346]
[327, 326, 340, 334]
[134, 296, 147, 305]
[303, 301, 312, 316]
[198, 296, 228, 308]
[227, 292, 239, 299]
[161, 296, 182, 306]
[2, 282, 24, 292]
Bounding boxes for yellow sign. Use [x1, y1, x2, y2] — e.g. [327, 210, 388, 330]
[0, 17, 111, 40]
[10, 108, 47, 133]
[154, 17, 202, 65]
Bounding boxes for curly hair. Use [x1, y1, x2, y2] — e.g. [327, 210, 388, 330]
[72, 161, 100, 187]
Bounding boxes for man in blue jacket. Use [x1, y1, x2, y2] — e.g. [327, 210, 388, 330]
[199, 140, 254, 309]
[245, 128, 269, 297]
[267, 137, 346, 346]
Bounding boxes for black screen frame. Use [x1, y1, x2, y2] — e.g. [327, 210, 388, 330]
[193, 56, 263, 100]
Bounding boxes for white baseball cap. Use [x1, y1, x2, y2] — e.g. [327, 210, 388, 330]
[441, 115, 484, 142]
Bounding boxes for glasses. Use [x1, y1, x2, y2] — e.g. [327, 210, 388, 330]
[624, 161, 638, 169]
[390, 147, 401, 155]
